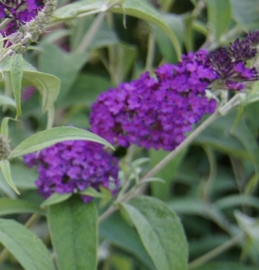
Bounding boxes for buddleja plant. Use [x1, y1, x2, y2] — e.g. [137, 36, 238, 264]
[0, 0, 259, 269]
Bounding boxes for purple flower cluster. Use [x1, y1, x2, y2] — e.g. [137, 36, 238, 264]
[0, 0, 44, 36]
[90, 31, 259, 151]
[24, 140, 120, 203]
[208, 31, 259, 90]
[90, 50, 217, 151]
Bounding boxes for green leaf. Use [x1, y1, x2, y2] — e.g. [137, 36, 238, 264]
[235, 211, 259, 263]
[41, 193, 72, 208]
[0, 117, 13, 139]
[214, 194, 259, 210]
[230, 0, 259, 30]
[245, 81, 259, 105]
[11, 163, 38, 189]
[183, 16, 194, 52]
[160, 0, 175, 12]
[10, 54, 23, 118]
[0, 172, 16, 198]
[0, 57, 60, 124]
[70, 16, 118, 51]
[131, 157, 150, 168]
[54, 0, 181, 59]
[194, 112, 257, 160]
[206, 0, 232, 39]
[9, 126, 113, 159]
[0, 95, 16, 108]
[109, 43, 137, 84]
[38, 44, 87, 103]
[150, 148, 186, 201]
[100, 212, 156, 270]
[61, 74, 112, 107]
[79, 187, 104, 198]
[169, 199, 227, 229]
[23, 71, 60, 114]
[229, 114, 259, 176]
[113, 1, 181, 59]
[138, 177, 165, 185]
[0, 198, 45, 216]
[48, 196, 97, 270]
[121, 196, 188, 270]
[0, 160, 19, 194]
[192, 262, 258, 270]
[0, 218, 55, 270]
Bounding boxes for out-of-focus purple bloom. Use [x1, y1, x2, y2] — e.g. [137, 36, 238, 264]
[90, 50, 217, 151]
[24, 140, 120, 203]
[208, 30, 259, 90]
[22, 86, 37, 101]
[0, 0, 44, 37]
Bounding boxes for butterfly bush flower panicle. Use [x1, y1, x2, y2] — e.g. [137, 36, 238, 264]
[90, 50, 218, 151]
[90, 31, 259, 152]
[208, 30, 259, 90]
[0, 0, 57, 49]
[0, 0, 44, 37]
[24, 140, 120, 203]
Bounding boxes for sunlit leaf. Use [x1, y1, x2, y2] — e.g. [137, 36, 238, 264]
[9, 126, 113, 159]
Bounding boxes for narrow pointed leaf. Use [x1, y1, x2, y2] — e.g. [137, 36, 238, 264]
[206, 0, 232, 39]
[0, 160, 19, 194]
[193, 262, 258, 270]
[0, 57, 60, 121]
[41, 193, 72, 208]
[9, 126, 114, 159]
[79, 187, 104, 198]
[48, 196, 98, 270]
[0, 117, 13, 139]
[230, 0, 259, 30]
[10, 54, 23, 118]
[0, 219, 55, 270]
[121, 196, 188, 270]
[100, 212, 156, 270]
[0, 95, 16, 108]
[0, 198, 45, 216]
[38, 44, 87, 102]
[54, 0, 181, 59]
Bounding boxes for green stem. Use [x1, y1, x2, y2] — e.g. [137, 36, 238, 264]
[188, 233, 244, 269]
[201, 25, 242, 51]
[145, 33, 156, 71]
[76, 12, 106, 53]
[98, 204, 118, 223]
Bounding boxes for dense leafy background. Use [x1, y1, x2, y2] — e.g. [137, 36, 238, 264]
[1, 0, 259, 269]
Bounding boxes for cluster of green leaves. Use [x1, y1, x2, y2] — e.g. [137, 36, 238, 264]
[0, 0, 259, 269]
